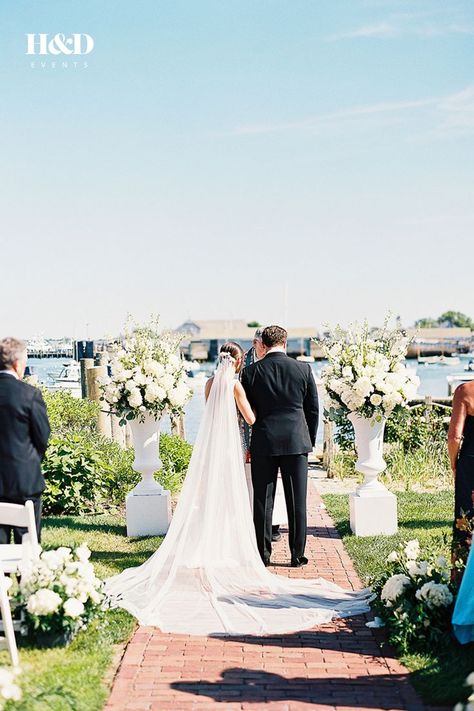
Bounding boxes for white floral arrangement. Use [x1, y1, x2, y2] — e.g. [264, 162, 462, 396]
[371, 538, 455, 654]
[99, 317, 191, 425]
[321, 319, 420, 420]
[0, 668, 21, 708]
[455, 672, 474, 711]
[12, 544, 104, 644]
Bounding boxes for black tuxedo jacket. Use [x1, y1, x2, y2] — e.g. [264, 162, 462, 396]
[241, 352, 319, 456]
[0, 373, 51, 499]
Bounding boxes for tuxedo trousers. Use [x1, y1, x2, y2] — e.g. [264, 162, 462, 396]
[251, 454, 308, 563]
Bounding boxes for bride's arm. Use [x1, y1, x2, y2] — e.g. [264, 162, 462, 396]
[234, 381, 256, 425]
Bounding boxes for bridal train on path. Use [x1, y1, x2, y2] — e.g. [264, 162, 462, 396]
[106, 346, 372, 636]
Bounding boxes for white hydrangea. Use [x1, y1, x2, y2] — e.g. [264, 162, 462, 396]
[415, 581, 453, 609]
[144, 382, 166, 404]
[353, 377, 373, 398]
[143, 360, 166, 378]
[381, 574, 411, 605]
[159, 373, 175, 392]
[404, 540, 420, 561]
[63, 598, 85, 619]
[75, 544, 91, 562]
[0, 667, 22, 702]
[27, 589, 62, 616]
[128, 388, 143, 408]
[169, 383, 190, 408]
[132, 369, 147, 386]
[125, 379, 137, 393]
[406, 560, 428, 577]
[386, 551, 398, 563]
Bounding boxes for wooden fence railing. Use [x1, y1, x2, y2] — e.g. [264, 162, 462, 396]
[322, 395, 453, 478]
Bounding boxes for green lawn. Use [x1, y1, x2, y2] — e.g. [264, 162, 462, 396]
[323, 490, 474, 707]
[1, 513, 162, 711]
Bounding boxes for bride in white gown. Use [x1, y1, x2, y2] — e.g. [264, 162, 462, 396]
[105, 344, 372, 635]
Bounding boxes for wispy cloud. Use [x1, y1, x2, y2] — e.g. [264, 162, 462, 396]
[427, 86, 474, 138]
[328, 10, 474, 41]
[230, 87, 474, 141]
[232, 98, 437, 136]
[329, 22, 396, 40]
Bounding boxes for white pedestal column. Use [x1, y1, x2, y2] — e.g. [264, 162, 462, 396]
[348, 413, 398, 537]
[126, 414, 172, 537]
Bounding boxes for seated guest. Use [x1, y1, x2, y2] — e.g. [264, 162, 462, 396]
[0, 337, 50, 542]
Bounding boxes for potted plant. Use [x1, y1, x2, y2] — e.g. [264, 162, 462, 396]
[321, 319, 420, 494]
[99, 317, 191, 497]
[12, 544, 104, 648]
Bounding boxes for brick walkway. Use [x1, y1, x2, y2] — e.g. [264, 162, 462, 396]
[105, 484, 428, 711]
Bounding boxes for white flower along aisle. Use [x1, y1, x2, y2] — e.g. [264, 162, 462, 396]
[322, 320, 420, 536]
[99, 318, 191, 536]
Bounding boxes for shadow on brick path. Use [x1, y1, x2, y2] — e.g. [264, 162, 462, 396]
[104, 484, 435, 711]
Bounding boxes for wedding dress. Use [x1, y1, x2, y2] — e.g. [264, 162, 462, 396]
[105, 354, 372, 635]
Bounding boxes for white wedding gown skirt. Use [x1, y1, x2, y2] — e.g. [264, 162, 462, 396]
[105, 358, 371, 636]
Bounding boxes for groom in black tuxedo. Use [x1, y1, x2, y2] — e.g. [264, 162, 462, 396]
[241, 325, 319, 567]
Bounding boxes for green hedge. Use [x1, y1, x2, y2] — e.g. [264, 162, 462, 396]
[43, 389, 99, 436]
[42, 391, 193, 516]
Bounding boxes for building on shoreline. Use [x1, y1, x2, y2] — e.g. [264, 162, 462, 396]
[176, 320, 323, 361]
[406, 327, 473, 358]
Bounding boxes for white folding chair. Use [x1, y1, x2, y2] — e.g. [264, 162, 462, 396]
[0, 561, 19, 666]
[0, 500, 40, 574]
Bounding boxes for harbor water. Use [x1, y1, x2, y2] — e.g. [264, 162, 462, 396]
[28, 358, 464, 445]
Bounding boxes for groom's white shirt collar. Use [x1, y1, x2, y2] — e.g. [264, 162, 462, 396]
[0, 370, 18, 379]
[266, 346, 286, 355]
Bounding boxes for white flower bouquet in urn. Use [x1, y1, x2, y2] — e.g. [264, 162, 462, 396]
[321, 319, 420, 421]
[99, 317, 191, 425]
[12, 544, 104, 647]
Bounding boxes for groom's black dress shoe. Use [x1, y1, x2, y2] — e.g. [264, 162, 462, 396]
[290, 556, 308, 568]
[272, 525, 282, 543]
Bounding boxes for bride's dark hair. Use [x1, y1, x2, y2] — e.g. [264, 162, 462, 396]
[220, 342, 244, 372]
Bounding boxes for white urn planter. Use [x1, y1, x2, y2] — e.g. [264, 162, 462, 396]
[348, 413, 397, 537]
[126, 413, 171, 537]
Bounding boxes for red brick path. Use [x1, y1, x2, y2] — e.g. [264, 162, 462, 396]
[105, 484, 427, 711]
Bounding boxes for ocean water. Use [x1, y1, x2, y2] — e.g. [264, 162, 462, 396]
[28, 357, 462, 445]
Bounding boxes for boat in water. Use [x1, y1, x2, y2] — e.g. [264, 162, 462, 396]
[418, 355, 461, 366]
[296, 355, 315, 363]
[48, 361, 81, 398]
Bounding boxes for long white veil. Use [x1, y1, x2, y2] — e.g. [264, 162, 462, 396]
[105, 354, 372, 635]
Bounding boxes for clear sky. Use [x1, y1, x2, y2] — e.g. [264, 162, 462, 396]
[0, 0, 473, 338]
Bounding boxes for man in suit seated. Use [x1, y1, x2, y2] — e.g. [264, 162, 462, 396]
[0, 337, 50, 543]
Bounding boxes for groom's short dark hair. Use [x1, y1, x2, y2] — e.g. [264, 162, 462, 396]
[262, 325, 287, 348]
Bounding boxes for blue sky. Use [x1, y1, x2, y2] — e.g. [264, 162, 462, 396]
[0, 0, 473, 337]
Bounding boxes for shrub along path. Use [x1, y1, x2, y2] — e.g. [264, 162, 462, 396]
[105, 484, 430, 711]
